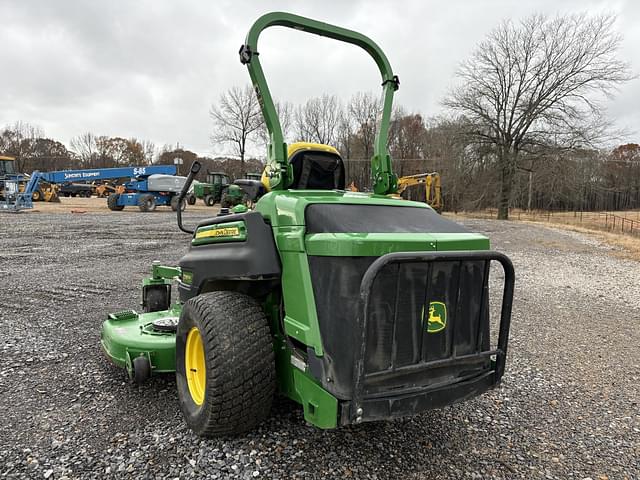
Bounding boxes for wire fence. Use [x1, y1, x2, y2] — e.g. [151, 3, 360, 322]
[471, 209, 640, 237]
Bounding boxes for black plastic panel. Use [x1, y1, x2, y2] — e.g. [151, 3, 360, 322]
[308, 255, 493, 400]
[178, 212, 281, 302]
[308, 256, 373, 399]
[305, 204, 470, 234]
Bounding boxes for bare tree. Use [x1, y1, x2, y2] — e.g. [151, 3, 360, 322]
[0, 121, 44, 172]
[294, 94, 342, 145]
[348, 92, 380, 160]
[336, 109, 354, 159]
[347, 92, 380, 189]
[210, 85, 264, 175]
[140, 139, 156, 165]
[258, 100, 293, 147]
[444, 13, 634, 219]
[388, 107, 427, 177]
[70, 132, 98, 166]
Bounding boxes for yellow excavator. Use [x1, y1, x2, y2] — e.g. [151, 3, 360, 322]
[396, 172, 442, 212]
[93, 182, 125, 198]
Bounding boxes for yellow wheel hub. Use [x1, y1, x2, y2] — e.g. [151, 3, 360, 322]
[185, 327, 206, 405]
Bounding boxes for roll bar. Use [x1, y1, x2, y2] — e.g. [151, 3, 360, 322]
[240, 12, 399, 194]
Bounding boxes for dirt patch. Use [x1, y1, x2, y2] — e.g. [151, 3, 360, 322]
[19, 196, 217, 214]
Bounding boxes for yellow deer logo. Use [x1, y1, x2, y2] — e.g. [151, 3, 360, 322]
[425, 301, 447, 333]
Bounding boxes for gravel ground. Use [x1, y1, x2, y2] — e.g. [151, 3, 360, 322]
[0, 209, 638, 479]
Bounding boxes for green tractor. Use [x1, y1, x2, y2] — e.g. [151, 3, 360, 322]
[101, 12, 515, 437]
[245, 172, 262, 181]
[186, 171, 230, 206]
[220, 178, 267, 209]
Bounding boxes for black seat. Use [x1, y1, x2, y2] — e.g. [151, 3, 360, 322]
[289, 150, 345, 190]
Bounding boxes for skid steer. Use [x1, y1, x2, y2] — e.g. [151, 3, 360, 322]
[101, 12, 515, 437]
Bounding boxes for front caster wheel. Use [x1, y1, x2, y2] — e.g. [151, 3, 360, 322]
[132, 355, 151, 384]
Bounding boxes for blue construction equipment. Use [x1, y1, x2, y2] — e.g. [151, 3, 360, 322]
[0, 155, 31, 211]
[1, 164, 183, 212]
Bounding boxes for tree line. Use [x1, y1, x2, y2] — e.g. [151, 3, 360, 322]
[208, 13, 636, 216]
[0, 121, 263, 183]
[2, 13, 636, 216]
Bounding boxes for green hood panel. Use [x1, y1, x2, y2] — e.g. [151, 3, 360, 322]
[256, 190, 489, 254]
[305, 232, 488, 256]
[255, 190, 429, 228]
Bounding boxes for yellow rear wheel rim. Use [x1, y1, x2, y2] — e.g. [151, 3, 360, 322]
[185, 327, 206, 405]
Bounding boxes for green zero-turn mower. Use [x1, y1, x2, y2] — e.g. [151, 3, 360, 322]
[101, 12, 515, 437]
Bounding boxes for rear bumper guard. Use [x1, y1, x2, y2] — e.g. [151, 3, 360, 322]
[348, 250, 515, 424]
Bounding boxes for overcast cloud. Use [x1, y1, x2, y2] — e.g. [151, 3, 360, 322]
[1, 0, 638, 158]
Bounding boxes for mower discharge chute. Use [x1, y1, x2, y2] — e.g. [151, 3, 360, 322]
[101, 12, 515, 437]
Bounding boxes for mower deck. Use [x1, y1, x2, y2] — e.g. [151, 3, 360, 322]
[101, 304, 181, 381]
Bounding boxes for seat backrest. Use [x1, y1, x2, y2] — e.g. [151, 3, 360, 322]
[289, 150, 345, 190]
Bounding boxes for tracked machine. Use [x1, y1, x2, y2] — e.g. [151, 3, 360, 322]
[101, 12, 514, 436]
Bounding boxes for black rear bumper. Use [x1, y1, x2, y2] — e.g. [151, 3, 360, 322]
[339, 370, 498, 425]
[342, 250, 515, 425]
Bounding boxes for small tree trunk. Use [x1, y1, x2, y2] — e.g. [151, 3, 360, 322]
[527, 170, 533, 211]
[497, 148, 516, 220]
[239, 140, 246, 178]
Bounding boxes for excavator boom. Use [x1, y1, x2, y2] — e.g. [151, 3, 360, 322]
[397, 172, 442, 211]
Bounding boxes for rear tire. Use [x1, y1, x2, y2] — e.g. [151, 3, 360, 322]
[204, 195, 215, 206]
[138, 194, 156, 212]
[171, 196, 186, 212]
[176, 291, 275, 437]
[107, 193, 125, 211]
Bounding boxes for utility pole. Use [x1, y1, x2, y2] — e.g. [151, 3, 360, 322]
[517, 166, 534, 211]
[173, 157, 183, 176]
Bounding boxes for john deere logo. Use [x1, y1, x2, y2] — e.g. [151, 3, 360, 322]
[424, 301, 447, 333]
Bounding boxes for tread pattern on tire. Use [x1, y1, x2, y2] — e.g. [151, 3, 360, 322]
[137, 194, 155, 212]
[177, 291, 275, 437]
[107, 193, 124, 211]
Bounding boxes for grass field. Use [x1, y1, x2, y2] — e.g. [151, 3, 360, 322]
[452, 209, 640, 261]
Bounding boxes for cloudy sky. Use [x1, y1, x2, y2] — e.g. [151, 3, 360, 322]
[1, 0, 638, 158]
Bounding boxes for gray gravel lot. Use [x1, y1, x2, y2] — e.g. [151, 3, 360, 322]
[0, 211, 638, 479]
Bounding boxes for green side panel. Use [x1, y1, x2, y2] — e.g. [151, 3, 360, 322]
[305, 232, 438, 256]
[272, 334, 302, 403]
[273, 224, 324, 355]
[100, 305, 180, 373]
[279, 249, 323, 356]
[192, 221, 247, 246]
[293, 369, 338, 429]
[430, 233, 490, 251]
[271, 330, 338, 428]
